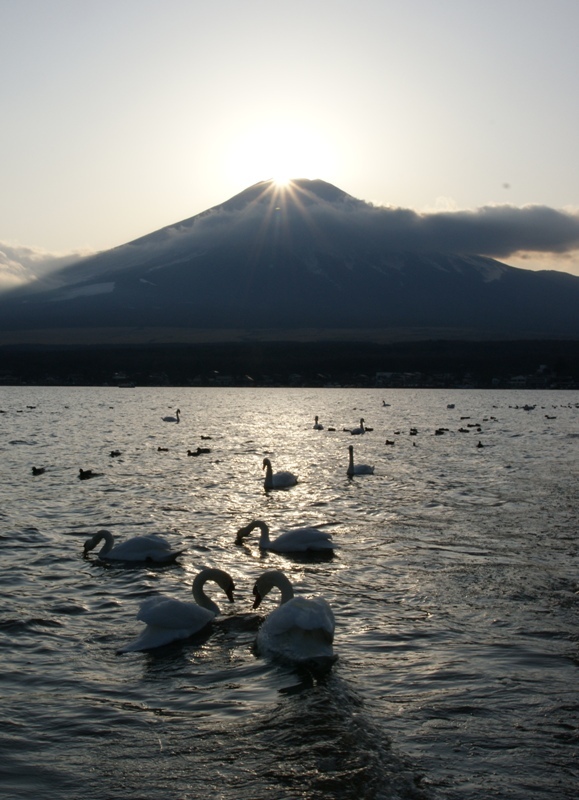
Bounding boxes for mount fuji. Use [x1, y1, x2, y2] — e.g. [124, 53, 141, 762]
[2, 179, 579, 343]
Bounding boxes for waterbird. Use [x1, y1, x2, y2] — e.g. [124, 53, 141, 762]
[83, 529, 185, 563]
[118, 568, 235, 652]
[252, 570, 336, 673]
[236, 520, 335, 553]
[262, 457, 298, 490]
[78, 468, 102, 480]
[31, 466, 46, 475]
[313, 416, 324, 430]
[347, 445, 374, 476]
[162, 409, 180, 423]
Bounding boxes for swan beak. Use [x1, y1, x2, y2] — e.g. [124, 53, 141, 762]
[235, 526, 247, 545]
[225, 580, 235, 603]
[252, 587, 262, 609]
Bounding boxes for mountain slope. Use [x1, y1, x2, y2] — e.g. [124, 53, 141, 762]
[1, 179, 578, 340]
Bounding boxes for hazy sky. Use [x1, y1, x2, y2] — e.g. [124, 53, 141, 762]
[2, 0, 579, 289]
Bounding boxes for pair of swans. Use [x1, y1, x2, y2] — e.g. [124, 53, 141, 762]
[83, 529, 185, 564]
[262, 457, 298, 490]
[119, 567, 335, 671]
[236, 519, 335, 553]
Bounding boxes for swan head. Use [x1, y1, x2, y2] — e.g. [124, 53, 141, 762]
[83, 529, 112, 556]
[235, 520, 267, 545]
[252, 569, 294, 608]
[262, 458, 272, 471]
[200, 567, 236, 602]
[222, 575, 235, 603]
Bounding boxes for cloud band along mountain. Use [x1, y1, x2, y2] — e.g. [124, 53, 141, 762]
[1, 179, 579, 340]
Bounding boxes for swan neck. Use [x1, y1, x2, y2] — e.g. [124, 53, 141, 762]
[263, 461, 273, 488]
[192, 568, 227, 613]
[264, 571, 294, 605]
[96, 529, 114, 554]
[254, 520, 269, 544]
[347, 448, 354, 475]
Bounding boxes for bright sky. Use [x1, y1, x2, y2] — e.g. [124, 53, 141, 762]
[2, 0, 579, 287]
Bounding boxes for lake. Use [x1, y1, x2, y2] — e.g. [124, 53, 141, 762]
[1, 386, 577, 799]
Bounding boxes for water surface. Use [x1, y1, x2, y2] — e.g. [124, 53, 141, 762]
[1, 386, 577, 799]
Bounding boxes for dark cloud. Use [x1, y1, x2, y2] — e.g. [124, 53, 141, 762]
[188, 194, 579, 264]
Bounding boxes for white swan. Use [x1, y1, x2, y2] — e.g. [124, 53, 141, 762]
[83, 529, 185, 563]
[262, 458, 298, 490]
[313, 416, 324, 430]
[350, 418, 366, 435]
[236, 520, 335, 553]
[118, 567, 235, 652]
[347, 445, 374, 476]
[252, 570, 336, 671]
[162, 408, 180, 423]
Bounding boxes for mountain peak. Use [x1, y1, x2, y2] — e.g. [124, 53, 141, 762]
[210, 178, 359, 213]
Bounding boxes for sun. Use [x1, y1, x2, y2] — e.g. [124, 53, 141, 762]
[226, 121, 335, 188]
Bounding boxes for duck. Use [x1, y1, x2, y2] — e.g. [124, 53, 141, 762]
[347, 445, 374, 476]
[313, 416, 324, 430]
[118, 567, 235, 652]
[31, 466, 46, 476]
[262, 458, 298, 490]
[110, 450, 122, 457]
[252, 570, 336, 672]
[83, 529, 185, 563]
[236, 520, 335, 553]
[78, 468, 103, 480]
[162, 409, 180, 423]
[187, 447, 211, 456]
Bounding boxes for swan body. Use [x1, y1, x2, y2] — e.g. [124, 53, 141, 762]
[347, 445, 374, 476]
[262, 458, 298, 490]
[119, 567, 235, 652]
[162, 409, 180, 423]
[236, 520, 335, 553]
[252, 570, 336, 671]
[313, 416, 324, 430]
[83, 529, 185, 563]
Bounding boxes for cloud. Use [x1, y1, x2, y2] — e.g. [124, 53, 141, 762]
[187, 188, 579, 275]
[0, 243, 94, 292]
[3, 190, 579, 291]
